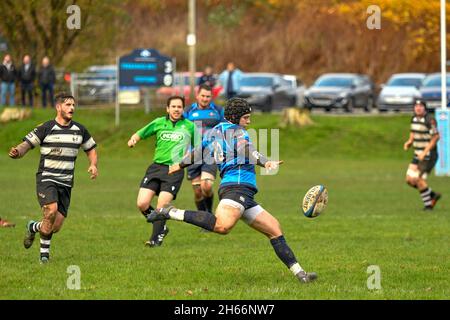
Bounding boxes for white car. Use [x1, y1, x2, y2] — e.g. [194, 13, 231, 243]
[377, 73, 425, 112]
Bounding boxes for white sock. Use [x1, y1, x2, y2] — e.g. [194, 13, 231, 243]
[290, 263, 304, 275]
[169, 209, 185, 221]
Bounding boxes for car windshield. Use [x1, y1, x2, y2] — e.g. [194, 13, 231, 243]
[422, 76, 450, 87]
[387, 77, 423, 87]
[240, 77, 274, 87]
[315, 77, 354, 87]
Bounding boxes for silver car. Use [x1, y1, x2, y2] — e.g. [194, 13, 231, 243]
[377, 73, 425, 112]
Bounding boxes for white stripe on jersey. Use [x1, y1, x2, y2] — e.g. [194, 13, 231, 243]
[44, 159, 75, 171]
[25, 131, 41, 147]
[42, 171, 73, 181]
[82, 137, 96, 151]
[43, 133, 83, 144]
[411, 123, 429, 132]
[40, 146, 79, 157]
[413, 141, 430, 149]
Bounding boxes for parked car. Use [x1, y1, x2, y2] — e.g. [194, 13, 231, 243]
[236, 73, 298, 112]
[156, 72, 223, 105]
[76, 65, 117, 104]
[419, 73, 450, 111]
[304, 73, 375, 112]
[282, 74, 306, 107]
[377, 73, 425, 112]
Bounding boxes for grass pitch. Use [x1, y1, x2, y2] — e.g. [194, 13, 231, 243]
[0, 108, 448, 299]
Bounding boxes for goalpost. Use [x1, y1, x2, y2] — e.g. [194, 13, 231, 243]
[435, 0, 450, 176]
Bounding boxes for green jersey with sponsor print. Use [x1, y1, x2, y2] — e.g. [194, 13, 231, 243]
[137, 115, 198, 165]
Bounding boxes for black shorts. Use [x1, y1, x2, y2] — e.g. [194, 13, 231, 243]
[186, 163, 217, 180]
[218, 185, 259, 211]
[36, 180, 72, 217]
[411, 151, 438, 174]
[140, 163, 184, 200]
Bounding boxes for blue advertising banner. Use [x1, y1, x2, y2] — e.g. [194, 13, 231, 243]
[435, 109, 450, 176]
[118, 49, 173, 87]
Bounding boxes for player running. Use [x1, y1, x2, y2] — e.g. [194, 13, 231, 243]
[128, 96, 197, 247]
[9, 93, 98, 263]
[147, 97, 317, 283]
[183, 84, 225, 216]
[404, 99, 441, 210]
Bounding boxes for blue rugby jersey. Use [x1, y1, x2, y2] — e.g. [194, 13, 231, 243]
[202, 121, 259, 191]
[183, 102, 225, 136]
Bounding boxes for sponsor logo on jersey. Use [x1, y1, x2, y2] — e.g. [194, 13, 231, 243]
[50, 148, 63, 155]
[160, 131, 184, 142]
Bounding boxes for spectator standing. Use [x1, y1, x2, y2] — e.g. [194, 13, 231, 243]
[38, 56, 56, 108]
[198, 66, 216, 88]
[0, 54, 17, 106]
[18, 55, 36, 107]
[219, 62, 243, 100]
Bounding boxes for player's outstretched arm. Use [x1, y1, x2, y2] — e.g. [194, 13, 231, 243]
[8, 142, 31, 159]
[86, 148, 98, 179]
[127, 134, 141, 148]
[403, 132, 414, 151]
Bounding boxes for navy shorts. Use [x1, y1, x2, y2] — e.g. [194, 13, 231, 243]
[186, 163, 217, 180]
[140, 163, 184, 200]
[218, 185, 259, 210]
[218, 185, 264, 224]
[36, 180, 72, 217]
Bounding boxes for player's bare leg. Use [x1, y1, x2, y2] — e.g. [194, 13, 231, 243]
[406, 164, 441, 210]
[0, 217, 15, 228]
[200, 172, 215, 214]
[191, 177, 205, 211]
[249, 210, 317, 283]
[24, 202, 58, 263]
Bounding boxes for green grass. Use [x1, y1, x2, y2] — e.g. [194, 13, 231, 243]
[0, 108, 449, 299]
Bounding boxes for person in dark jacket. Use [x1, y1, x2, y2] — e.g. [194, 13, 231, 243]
[18, 55, 36, 107]
[0, 54, 17, 106]
[198, 66, 216, 88]
[38, 57, 56, 108]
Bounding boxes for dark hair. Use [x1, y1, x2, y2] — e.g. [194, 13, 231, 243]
[198, 84, 212, 93]
[224, 97, 252, 124]
[167, 95, 185, 108]
[54, 92, 75, 105]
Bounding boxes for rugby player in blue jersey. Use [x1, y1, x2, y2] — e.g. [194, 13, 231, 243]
[183, 84, 225, 215]
[147, 97, 317, 283]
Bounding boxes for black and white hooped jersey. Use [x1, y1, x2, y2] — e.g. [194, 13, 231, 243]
[410, 114, 438, 157]
[23, 120, 97, 187]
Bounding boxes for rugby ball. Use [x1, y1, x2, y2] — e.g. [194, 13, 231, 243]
[302, 185, 328, 218]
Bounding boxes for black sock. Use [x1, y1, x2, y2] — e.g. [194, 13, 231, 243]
[150, 220, 166, 241]
[270, 235, 298, 269]
[141, 205, 154, 219]
[195, 199, 206, 211]
[204, 195, 214, 214]
[184, 210, 216, 231]
[40, 233, 53, 260]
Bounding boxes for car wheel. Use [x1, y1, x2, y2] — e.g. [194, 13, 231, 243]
[345, 98, 354, 113]
[365, 97, 374, 112]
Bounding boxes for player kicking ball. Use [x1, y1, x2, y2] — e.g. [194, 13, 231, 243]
[147, 97, 317, 283]
[404, 100, 441, 211]
[8, 93, 98, 263]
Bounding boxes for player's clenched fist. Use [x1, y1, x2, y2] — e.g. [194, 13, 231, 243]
[8, 147, 20, 159]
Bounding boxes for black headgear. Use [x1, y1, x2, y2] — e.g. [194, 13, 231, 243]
[414, 99, 427, 109]
[224, 98, 252, 124]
